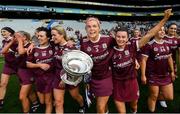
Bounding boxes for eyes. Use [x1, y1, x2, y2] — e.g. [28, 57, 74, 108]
[116, 35, 127, 39]
[86, 25, 98, 29]
[169, 27, 177, 30]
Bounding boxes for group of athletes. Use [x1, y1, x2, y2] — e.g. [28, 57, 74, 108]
[0, 8, 179, 114]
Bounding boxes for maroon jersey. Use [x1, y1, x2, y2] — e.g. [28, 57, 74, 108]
[142, 39, 171, 77]
[80, 35, 114, 80]
[16, 43, 31, 68]
[129, 37, 141, 44]
[27, 44, 55, 75]
[53, 43, 77, 89]
[112, 41, 138, 80]
[2, 38, 18, 65]
[130, 37, 142, 61]
[164, 35, 179, 62]
[54, 43, 76, 72]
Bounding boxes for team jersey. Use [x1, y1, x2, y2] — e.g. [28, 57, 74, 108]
[112, 41, 139, 80]
[16, 43, 31, 68]
[54, 42, 76, 70]
[164, 35, 179, 62]
[142, 39, 171, 77]
[80, 35, 114, 79]
[130, 37, 142, 61]
[129, 37, 141, 44]
[2, 37, 18, 64]
[27, 44, 55, 75]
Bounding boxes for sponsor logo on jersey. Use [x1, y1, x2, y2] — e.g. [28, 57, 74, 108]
[102, 43, 107, 49]
[154, 47, 158, 52]
[87, 47, 92, 52]
[42, 51, 47, 56]
[49, 50, 53, 55]
[124, 50, 129, 56]
[34, 52, 39, 57]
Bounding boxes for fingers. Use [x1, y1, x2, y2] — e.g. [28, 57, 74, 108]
[40, 64, 50, 71]
[164, 8, 173, 18]
[141, 77, 147, 85]
[141, 80, 146, 85]
[165, 8, 172, 13]
[14, 32, 23, 39]
[171, 75, 176, 82]
[59, 81, 65, 88]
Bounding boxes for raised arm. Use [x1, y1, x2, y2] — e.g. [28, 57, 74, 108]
[138, 9, 172, 48]
[1, 38, 16, 54]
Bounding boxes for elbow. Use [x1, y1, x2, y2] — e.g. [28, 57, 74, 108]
[26, 62, 31, 68]
[1, 50, 7, 54]
[18, 51, 25, 55]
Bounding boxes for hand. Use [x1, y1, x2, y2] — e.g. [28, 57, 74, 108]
[10, 36, 17, 43]
[39, 63, 50, 71]
[171, 71, 176, 82]
[59, 80, 65, 88]
[135, 59, 140, 70]
[27, 43, 35, 55]
[141, 75, 147, 85]
[164, 9, 172, 20]
[14, 32, 23, 42]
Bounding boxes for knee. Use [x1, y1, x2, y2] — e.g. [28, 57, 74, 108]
[97, 103, 106, 113]
[39, 99, 45, 105]
[166, 95, 174, 101]
[131, 105, 137, 112]
[55, 99, 64, 108]
[169, 96, 173, 101]
[149, 108, 155, 113]
[0, 81, 8, 88]
[19, 94, 27, 101]
[71, 93, 80, 100]
[149, 93, 158, 101]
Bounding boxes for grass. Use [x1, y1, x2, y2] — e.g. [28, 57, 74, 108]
[0, 56, 179, 113]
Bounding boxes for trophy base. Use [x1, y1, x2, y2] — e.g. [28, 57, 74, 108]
[61, 73, 83, 86]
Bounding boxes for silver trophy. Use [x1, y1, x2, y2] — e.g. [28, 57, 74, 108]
[61, 50, 93, 86]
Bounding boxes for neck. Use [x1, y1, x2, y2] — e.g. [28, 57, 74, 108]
[40, 43, 49, 47]
[168, 34, 174, 37]
[89, 34, 99, 42]
[117, 45, 125, 49]
[59, 39, 67, 46]
[154, 37, 163, 42]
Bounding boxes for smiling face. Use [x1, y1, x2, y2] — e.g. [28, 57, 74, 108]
[51, 26, 67, 45]
[1, 29, 12, 39]
[85, 17, 100, 40]
[115, 31, 129, 48]
[133, 29, 141, 38]
[37, 31, 49, 46]
[51, 29, 64, 44]
[167, 24, 177, 37]
[155, 27, 165, 39]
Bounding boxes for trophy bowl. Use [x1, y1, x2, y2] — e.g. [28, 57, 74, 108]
[61, 50, 93, 86]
